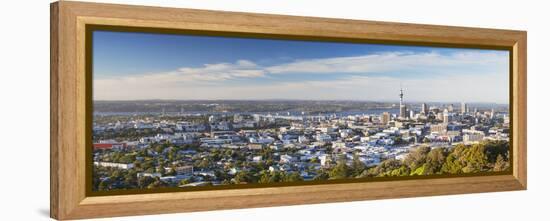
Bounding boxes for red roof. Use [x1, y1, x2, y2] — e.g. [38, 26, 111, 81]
[93, 143, 126, 149]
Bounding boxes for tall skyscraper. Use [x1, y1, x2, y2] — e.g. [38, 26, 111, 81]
[381, 112, 391, 125]
[399, 87, 407, 119]
[443, 109, 450, 123]
[421, 103, 428, 115]
[461, 102, 468, 114]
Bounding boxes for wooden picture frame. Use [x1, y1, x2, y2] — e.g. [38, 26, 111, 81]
[50, 1, 527, 220]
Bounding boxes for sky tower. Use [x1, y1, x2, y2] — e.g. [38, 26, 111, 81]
[399, 87, 404, 106]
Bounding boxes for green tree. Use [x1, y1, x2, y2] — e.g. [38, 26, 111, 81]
[138, 176, 155, 188]
[440, 141, 508, 174]
[198, 158, 211, 169]
[388, 166, 411, 176]
[404, 146, 431, 171]
[98, 180, 110, 191]
[351, 154, 366, 177]
[461, 143, 489, 173]
[154, 144, 166, 154]
[441, 144, 468, 174]
[309, 157, 320, 164]
[284, 172, 303, 182]
[313, 171, 329, 181]
[234, 170, 254, 184]
[259, 170, 271, 183]
[423, 148, 447, 175]
[410, 164, 426, 176]
[367, 159, 402, 177]
[493, 154, 510, 172]
[268, 171, 283, 183]
[329, 155, 351, 179]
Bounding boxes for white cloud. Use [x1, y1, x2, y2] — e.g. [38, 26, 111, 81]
[176, 59, 266, 81]
[266, 51, 507, 75]
[94, 51, 509, 103]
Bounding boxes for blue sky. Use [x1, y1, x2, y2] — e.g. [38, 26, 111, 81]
[93, 30, 510, 103]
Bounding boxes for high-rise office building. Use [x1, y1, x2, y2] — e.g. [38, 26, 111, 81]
[421, 103, 428, 115]
[381, 112, 391, 125]
[443, 109, 450, 123]
[461, 102, 468, 114]
[399, 87, 407, 119]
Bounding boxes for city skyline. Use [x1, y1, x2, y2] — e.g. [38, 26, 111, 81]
[93, 98, 508, 104]
[93, 31, 510, 103]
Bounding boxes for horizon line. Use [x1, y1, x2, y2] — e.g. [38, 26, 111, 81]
[93, 99, 509, 105]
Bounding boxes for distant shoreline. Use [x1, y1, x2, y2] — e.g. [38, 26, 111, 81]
[93, 99, 510, 106]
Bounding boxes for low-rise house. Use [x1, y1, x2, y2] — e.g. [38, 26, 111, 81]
[94, 161, 134, 169]
[247, 143, 263, 150]
[315, 134, 332, 142]
[137, 172, 162, 179]
[93, 143, 127, 150]
[280, 154, 296, 163]
[252, 156, 263, 162]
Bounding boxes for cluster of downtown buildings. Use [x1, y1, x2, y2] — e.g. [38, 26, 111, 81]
[92, 92, 510, 189]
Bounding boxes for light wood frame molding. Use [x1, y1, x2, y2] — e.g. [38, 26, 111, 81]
[50, 1, 527, 220]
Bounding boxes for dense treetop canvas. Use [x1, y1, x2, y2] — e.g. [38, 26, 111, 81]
[91, 30, 510, 192]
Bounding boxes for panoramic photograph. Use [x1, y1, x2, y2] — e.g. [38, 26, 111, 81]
[91, 30, 511, 192]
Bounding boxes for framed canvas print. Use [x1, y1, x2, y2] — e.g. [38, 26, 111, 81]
[50, 1, 527, 220]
